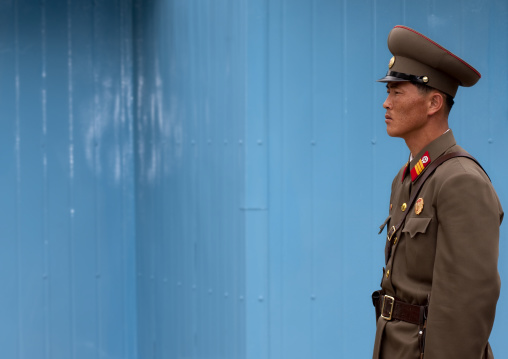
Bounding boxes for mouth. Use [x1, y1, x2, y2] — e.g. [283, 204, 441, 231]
[385, 114, 392, 123]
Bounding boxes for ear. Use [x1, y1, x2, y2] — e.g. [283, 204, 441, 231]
[428, 91, 444, 115]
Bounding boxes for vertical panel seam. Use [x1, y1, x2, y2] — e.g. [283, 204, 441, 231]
[66, 0, 76, 357]
[14, 0, 21, 357]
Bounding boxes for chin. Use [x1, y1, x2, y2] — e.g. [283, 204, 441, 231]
[386, 128, 399, 138]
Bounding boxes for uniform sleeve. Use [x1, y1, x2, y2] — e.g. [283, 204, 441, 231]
[424, 169, 502, 358]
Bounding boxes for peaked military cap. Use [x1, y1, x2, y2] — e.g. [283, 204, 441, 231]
[377, 25, 481, 97]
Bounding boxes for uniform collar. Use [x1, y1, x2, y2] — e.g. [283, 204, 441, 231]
[401, 130, 457, 183]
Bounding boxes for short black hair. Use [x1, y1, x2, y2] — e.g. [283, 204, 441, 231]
[410, 81, 455, 113]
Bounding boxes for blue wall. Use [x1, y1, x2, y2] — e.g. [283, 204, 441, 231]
[0, 1, 137, 358]
[134, 1, 247, 358]
[0, 0, 507, 358]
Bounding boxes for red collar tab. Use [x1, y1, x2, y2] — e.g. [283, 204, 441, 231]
[410, 151, 431, 181]
[401, 162, 410, 182]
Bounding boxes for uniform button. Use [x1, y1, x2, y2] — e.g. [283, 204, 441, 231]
[386, 270, 390, 278]
[393, 237, 398, 245]
[401, 203, 407, 211]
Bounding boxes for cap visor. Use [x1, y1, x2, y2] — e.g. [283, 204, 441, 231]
[376, 75, 410, 83]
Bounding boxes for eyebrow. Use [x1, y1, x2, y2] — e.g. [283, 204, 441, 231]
[386, 83, 402, 90]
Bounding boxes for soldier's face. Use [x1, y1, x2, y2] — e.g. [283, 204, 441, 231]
[383, 82, 430, 140]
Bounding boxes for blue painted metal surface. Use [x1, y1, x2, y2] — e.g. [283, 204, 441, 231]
[1, 0, 507, 358]
[0, 1, 136, 358]
[134, 1, 247, 358]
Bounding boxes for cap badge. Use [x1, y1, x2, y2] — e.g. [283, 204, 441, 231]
[389, 56, 395, 69]
[415, 198, 424, 215]
[411, 151, 431, 181]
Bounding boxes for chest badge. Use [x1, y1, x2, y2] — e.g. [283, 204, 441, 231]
[415, 198, 424, 215]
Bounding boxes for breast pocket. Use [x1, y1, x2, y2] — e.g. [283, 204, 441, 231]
[402, 217, 435, 282]
[402, 217, 431, 238]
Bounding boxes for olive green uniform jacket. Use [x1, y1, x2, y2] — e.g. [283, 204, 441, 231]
[373, 130, 503, 359]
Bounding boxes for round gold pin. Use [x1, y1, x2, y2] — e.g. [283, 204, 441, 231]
[415, 198, 424, 215]
[422, 76, 429, 83]
[401, 203, 407, 212]
[389, 56, 395, 69]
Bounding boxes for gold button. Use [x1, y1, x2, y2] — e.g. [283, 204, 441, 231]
[401, 203, 407, 211]
[386, 270, 390, 278]
[393, 237, 398, 245]
[423, 76, 429, 83]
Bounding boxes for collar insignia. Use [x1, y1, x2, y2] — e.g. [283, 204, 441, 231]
[410, 151, 431, 181]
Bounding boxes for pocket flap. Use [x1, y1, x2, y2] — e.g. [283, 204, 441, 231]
[378, 215, 391, 234]
[402, 217, 431, 238]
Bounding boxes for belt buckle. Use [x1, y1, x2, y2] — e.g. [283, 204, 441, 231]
[381, 295, 395, 321]
[387, 226, 396, 242]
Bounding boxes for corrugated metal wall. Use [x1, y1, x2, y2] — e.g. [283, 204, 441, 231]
[0, 0, 136, 358]
[1, 0, 507, 358]
[134, 1, 247, 358]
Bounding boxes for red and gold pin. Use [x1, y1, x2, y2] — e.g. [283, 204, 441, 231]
[411, 151, 431, 181]
[415, 198, 424, 215]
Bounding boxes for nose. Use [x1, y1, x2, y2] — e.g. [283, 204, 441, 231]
[383, 95, 391, 109]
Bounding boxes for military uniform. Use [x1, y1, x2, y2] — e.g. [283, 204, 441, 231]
[373, 26, 503, 359]
[373, 130, 503, 358]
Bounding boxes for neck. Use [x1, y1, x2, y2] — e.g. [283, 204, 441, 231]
[405, 120, 449, 156]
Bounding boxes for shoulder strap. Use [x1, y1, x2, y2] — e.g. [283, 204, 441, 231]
[385, 151, 487, 263]
[408, 151, 488, 210]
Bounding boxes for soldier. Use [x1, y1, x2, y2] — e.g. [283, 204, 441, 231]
[372, 26, 503, 359]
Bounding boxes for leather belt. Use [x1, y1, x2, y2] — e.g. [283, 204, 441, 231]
[372, 291, 427, 326]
